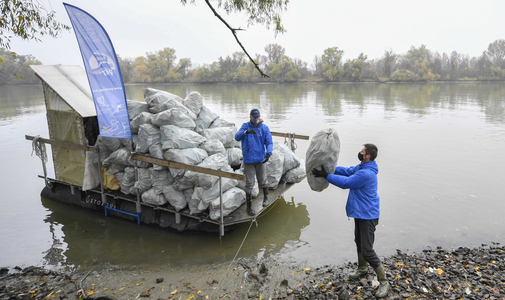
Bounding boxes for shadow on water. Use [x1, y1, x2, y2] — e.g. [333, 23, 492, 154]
[40, 195, 310, 270]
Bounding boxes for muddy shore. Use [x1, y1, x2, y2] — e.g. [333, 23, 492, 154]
[1, 243, 504, 300]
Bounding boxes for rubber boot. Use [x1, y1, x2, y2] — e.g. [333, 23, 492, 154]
[373, 263, 390, 298]
[262, 187, 269, 207]
[246, 193, 255, 216]
[349, 252, 369, 279]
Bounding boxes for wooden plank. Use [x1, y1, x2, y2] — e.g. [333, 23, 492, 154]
[133, 153, 246, 182]
[271, 131, 309, 140]
[26, 135, 96, 152]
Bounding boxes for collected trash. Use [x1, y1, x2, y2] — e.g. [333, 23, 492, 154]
[92, 88, 306, 218]
[305, 128, 340, 192]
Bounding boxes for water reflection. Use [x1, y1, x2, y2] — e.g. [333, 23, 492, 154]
[123, 83, 505, 123]
[0, 85, 46, 123]
[41, 196, 309, 269]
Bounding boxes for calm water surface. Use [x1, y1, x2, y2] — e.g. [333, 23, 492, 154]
[1, 82, 504, 271]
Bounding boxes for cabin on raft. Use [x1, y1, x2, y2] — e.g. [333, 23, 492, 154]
[26, 65, 309, 236]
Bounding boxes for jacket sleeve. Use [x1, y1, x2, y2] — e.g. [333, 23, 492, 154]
[265, 127, 273, 155]
[334, 165, 359, 176]
[235, 123, 248, 141]
[327, 170, 368, 189]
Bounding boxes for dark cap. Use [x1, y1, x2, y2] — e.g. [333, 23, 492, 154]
[250, 109, 260, 117]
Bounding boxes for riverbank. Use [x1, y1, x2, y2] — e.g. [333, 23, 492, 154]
[1, 243, 503, 300]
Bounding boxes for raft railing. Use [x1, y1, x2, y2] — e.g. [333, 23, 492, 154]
[26, 131, 309, 236]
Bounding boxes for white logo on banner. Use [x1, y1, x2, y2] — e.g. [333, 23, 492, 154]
[89, 52, 116, 76]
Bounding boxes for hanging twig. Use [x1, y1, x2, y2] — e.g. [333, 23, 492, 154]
[203, 0, 269, 78]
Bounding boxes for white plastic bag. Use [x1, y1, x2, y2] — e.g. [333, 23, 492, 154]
[136, 124, 161, 153]
[127, 100, 149, 120]
[209, 187, 246, 220]
[275, 143, 301, 172]
[160, 125, 206, 150]
[162, 185, 187, 211]
[142, 189, 167, 206]
[203, 127, 236, 148]
[195, 106, 218, 134]
[199, 139, 226, 156]
[184, 91, 203, 116]
[266, 149, 284, 189]
[130, 112, 154, 134]
[305, 128, 340, 192]
[226, 147, 243, 167]
[283, 159, 307, 184]
[148, 144, 167, 171]
[144, 88, 184, 113]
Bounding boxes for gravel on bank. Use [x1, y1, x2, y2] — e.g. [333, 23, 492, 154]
[1, 243, 504, 300]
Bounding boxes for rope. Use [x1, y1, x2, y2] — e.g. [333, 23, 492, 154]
[31, 135, 48, 163]
[208, 197, 280, 298]
[31, 136, 52, 188]
[209, 218, 255, 299]
[284, 133, 297, 152]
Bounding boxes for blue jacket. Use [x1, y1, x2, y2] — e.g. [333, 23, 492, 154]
[235, 121, 273, 164]
[326, 160, 380, 220]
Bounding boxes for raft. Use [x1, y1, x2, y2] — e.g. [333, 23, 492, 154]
[27, 65, 308, 235]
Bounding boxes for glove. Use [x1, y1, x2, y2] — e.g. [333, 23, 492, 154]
[245, 129, 257, 135]
[312, 165, 329, 178]
[262, 153, 271, 164]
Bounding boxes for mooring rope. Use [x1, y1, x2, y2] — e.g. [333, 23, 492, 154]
[31, 135, 52, 188]
[284, 133, 297, 152]
[209, 198, 279, 298]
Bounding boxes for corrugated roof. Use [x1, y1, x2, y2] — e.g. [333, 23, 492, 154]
[30, 65, 97, 118]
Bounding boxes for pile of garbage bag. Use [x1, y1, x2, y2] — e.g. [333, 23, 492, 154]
[92, 88, 306, 220]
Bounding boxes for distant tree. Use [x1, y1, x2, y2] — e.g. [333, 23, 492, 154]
[264, 43, 285, 65]
[484, 39, 505, 68]
[132, 56, 150, 82]
[235, 60, 262, 82]
[0, 0, 70, 49]
[216, 52, 246, 81]
[117, 55, 134, 83]
[0, 48, 41, 85]
[449, 51, 460, 80]
[193, 65, 213, 82]
[382, 49, 396, 78]
[320, 47, 344, 81]
[268, 55, 301, 82]
[176, 58, 192, 80]
[292, 58, 310, 79]
[344, 53, 367, 81]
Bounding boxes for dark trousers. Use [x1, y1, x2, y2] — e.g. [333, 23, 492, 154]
[354, 218, 380, 268]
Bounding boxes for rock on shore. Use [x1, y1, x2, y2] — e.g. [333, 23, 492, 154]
[1, 244, 503, 300]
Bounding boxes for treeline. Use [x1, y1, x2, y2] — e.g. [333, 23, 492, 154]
[0, 48, 42, 85]
[3, 39, 505, 85]
[117, 39, 505, 83]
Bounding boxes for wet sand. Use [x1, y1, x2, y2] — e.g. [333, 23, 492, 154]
[1, 243, 504, 299]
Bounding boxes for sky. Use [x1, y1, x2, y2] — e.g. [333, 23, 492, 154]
[10, 0, 505, 68]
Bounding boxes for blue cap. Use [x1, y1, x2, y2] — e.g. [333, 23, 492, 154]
[250, 109, 260, 117]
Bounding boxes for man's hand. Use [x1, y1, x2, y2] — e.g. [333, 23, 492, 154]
[312, 165, 329, 178]
[245, 129, 257, 135]
[262, 153, 271, 164]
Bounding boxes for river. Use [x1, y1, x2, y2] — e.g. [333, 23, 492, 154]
[1, 82, 504, 272]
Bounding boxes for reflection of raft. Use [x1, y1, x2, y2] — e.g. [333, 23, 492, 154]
[28, 65, 308, 235]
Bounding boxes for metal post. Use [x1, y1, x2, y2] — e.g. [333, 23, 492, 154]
[96, 146, 108, 215]
[132, 141, 142, 225]
[219, 169, 224, 237]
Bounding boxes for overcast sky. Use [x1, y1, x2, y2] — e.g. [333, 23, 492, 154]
[10, 0, 505, 68]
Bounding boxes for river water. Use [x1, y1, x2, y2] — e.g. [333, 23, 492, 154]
[1, 82, 504, 272]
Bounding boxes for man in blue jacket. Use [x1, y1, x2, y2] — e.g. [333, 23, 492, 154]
[235, 109, 273, 216]
[312, 143, 389, 298]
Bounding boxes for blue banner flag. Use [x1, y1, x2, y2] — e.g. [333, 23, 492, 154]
[64, 3, 132, 140]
